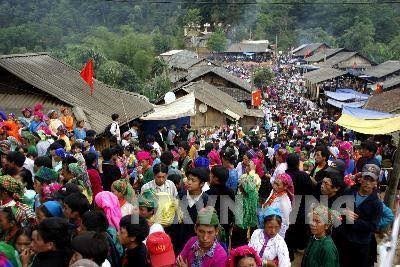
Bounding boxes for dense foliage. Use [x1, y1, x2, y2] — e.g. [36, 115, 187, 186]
[1, 0, 400, 98]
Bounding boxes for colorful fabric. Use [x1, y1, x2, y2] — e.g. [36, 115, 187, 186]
[112, 179, 134, 202]
[0, 242, 21, 267]
[179, 236, 227, 267]
[0, 175, 24, 200]
[41, 182, 62, 202]
[43, 200, 64, 218]
[138, 189, 157, 209]
[35, 167, 58, 183]
[237, 172, 259, 229]
[94, 191, 122, 230]
[227, 245, 262, 267]
[258, 207, 282, 226]
[68, 163, 93, 202]
[196, 206, 219, 226]
[275, 173, 294, 204]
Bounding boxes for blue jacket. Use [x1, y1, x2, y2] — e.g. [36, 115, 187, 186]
[336, 187, 382, 245]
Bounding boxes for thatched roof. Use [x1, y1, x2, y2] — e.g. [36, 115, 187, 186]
[363, 60, 400, 78]
[0, 53, 153, 133]
[303, 67, 346, 84]
[364, 88, 400, 113]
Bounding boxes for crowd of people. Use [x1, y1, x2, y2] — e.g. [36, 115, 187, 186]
[0, 61, 397, 267]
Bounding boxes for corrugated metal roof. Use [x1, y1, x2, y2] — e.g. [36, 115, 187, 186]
[364, 88, 400, 113]
[178, 80, 246, 119]
[306, 48, 345, 63]
[363, 60, 400, 78]
[186, 66, 253, 92]
[303, 67, 346, 84]
[167, 55, 202, 70]
[0, 53, 153, 133]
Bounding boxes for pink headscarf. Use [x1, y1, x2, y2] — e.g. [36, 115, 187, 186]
[227, 245, 262, 267]
[276, 173, 295, 204]
[94, 191, 122, 230]
[338, 141, 353, 168]
[136, 151, 153, 165]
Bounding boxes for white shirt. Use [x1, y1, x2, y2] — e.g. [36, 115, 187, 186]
[271, 163, 288, 184]
[23, 158, 34, 177]
[186, 191, 203, 208]
[121, 202, 135, 217]
[141, 179, 178, 197]
[264, 192, 292, 238]
[202, 182, 210, 192]
[249, 229, 291, 267]
[110, 121, 121, 141]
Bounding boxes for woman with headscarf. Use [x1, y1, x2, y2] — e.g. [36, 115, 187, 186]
[57, 125, 71, 152]
[33, 166, 61, 209]
[249, 207, 290, 267]
[338, 141, 355, 175]
[48, 110, 63, 136]
[111, 179, 136, 216]
[94, 191, 123, 257]
[262, 173, 293, 237]
[232, 160, 260, 247]
[301, 204, 340, 267]
[0, 175, 37, 227]
[19, 107, 33, 130]
[61, 163, 93, 204]
[36, 200, 64, 224]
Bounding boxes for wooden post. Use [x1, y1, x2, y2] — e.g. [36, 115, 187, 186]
[384, 136, 400, 209]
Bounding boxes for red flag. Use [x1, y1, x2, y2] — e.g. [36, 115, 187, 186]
[80, 59, 94, 94]
[251, 90, 262, 107]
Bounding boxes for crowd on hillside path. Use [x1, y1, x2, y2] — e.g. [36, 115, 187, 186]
[0, 58, 397, 267]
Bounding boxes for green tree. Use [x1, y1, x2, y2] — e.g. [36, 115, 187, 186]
[338, 17, 375, 54]
[253, 68, 275, 88]
[183, 8, 202, 26]
[207, 28, 227, 52]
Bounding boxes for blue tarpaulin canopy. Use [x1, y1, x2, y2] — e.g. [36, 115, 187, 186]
[342, 106, 396, 119]
[327, 99, 367, 108]
[325, 89, 369, 101]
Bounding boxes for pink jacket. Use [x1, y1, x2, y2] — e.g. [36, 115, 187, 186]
[179, 237, 227, 267]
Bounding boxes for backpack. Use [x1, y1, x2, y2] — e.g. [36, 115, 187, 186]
[104, 122, 116, 138]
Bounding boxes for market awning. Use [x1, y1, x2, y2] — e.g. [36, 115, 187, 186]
[141, 92, 196, 121]
[327, 99, 367, 108]
[342, 106, 396, 119]
[336, 113, 400, 134]
[325, 89, 369, 101]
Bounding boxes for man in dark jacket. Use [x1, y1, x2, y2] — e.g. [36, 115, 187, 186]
[334, 164, 382, 267]
[285, 153, 313, 259]
[178, 167, 209, 252]
[100, 148, 121, 191]
[205, 166, 235, 248]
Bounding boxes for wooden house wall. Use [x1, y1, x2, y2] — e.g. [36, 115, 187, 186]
[337, 55, 372, 69]
[190, 99, 231, 129]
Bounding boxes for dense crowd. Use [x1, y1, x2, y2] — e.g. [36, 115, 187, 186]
[0, 63, 397, 267]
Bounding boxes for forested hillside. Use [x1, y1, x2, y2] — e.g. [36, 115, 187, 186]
[1, 0, 400, 98]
